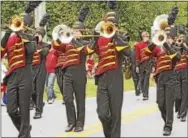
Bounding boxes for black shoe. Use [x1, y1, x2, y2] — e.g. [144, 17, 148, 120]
[181, 116, 186, 122]
[65, 124, 75, 132]
[143, 97, 148, 101]
[74, 126, 83, 132]
[33, 112, 42, 119]
[177, 113, 181, 119]
[163, 128, 171, 136]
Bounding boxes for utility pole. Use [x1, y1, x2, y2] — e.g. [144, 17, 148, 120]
[35, 1, 47, 42]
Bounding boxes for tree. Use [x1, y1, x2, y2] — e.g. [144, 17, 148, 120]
[1, 1, 187, 41]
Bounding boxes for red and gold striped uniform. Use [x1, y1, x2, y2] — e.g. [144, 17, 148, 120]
[32, 51, 41, 65]
[3, 34, 26, 74]
[94, 37, 118, 75]
[136, 41, 152, 63]
[55, 51, 66, 68]
[175, 54, 187, 70]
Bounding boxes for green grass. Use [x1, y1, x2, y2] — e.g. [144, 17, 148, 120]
[44, 77, 155, 100]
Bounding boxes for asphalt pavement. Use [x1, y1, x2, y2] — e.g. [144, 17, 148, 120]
[1, 87, 187, 137]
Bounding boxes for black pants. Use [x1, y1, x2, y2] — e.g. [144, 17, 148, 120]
[131, 67, 140, 96]
[6, 64, 32, 137]
[63, 67, 86, 127]
[175, 68, 188, 118]
[32, 63, 47, 114]
[96, 68, 123, 138]
[138, 61, 152, 98]
[156, 70, 176, 131]
[55, 67, 64, 99]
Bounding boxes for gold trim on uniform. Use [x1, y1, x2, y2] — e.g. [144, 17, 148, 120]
[14, 48, 23, 52]
[9, 55, 23, 61]
[102, 55, 115, 60]
[157, 65, 170, 71]
[100, 62, 116, 68]
[53, 41, 61, 47]
[67, 49, 77, 53]
[9, 60, 24, 68]
[76, 46, 84, 51]
[116, 45, 129, 51]
[168, 53, 177, 59]
[158, 60, 171, 64]
[66, 54, 78, 58]
[65, 59, 77, 64]
[176, 63, 186, 67]
[86, 46, 94, 54]
[145, 47, 152, 53]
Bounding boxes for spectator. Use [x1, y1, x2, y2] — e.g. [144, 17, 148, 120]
[1, 60, 7, 106]
[45, 47, 58, 104]
[86, 55, 95, 79]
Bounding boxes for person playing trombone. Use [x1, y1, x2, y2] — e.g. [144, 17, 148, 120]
[1, 13, 36, 137]
[88, 11, 131, 137]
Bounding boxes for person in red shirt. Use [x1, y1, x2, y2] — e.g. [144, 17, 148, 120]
[86, 55, 95, 78]
[45, 46, 58, 104]
[136, 31, 154, 100]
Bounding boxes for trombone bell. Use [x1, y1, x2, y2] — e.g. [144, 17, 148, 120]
[95, 21, 116, 38]
[9, 15, 24, 32]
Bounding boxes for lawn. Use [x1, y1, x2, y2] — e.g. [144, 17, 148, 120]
[44, 77, 155, 100]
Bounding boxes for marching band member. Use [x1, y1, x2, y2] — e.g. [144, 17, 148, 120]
[136, 31, 154, 100]
[88, 10, 131, 137]
[131, 42, 141, 96]
[174, 33, 188, 122]
[54, 51, 66, 104]
[146, 26, 181, 136]
[52, 5, 90, 132]
[31, 13, 51, 119]
[1, 13, 36, 137]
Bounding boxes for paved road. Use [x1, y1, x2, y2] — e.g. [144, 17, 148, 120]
[1, 87, 187, 137]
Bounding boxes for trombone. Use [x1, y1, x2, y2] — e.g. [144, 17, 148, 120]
[2, 15, 35, 33]
[52, 21, 117, 43]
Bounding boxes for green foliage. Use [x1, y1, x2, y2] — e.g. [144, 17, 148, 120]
[1, 1, 188, 41]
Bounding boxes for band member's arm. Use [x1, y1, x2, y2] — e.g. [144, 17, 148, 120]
[86, 31, 99, 54]
[135, 43, 141, 69]
[181, 43, 188, 52]
[163, 43, 181, 61]
[113, 34, 131, 56]
[1, 31, 12, 58]
[39, 43, 51, 57]
[21, 33, 37, 55]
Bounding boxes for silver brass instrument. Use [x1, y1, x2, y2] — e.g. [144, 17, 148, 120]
[52, 24, 74, 43]
[151, 14, 168, 47]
